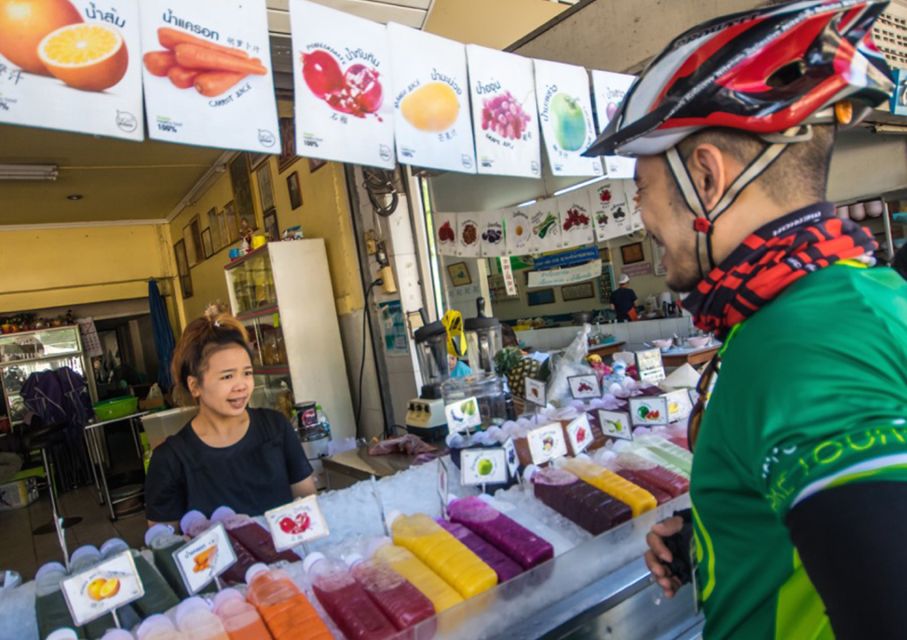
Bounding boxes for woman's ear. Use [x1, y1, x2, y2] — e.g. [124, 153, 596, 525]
[187, 375, 201, 399]
[689, 143, 727, 211]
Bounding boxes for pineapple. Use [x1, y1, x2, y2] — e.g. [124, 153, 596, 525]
[495, 347, 541, 398]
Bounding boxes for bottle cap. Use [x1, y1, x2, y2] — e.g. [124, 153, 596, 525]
[101, 630, 135, 640]
[179, 510, 208, 535]
[70, 545, 100, 567]
[345, 553, 364, 568]
[137, 614, 176, 637]
[35, 562, 67, 581]
[302, 552, 326, 575]
[212, 587, 244, 612]
[522, 464, 539, 484]
[366, 537, 393, 556]
[245, 563, 269, 585]
[99, 538, 129, 558]
[210, 506, 236, 523]
[46, 629, 78, 640]
[385, 510, 402, 527]
[144, 523, 175, 547]
[176, 596, 210, 625]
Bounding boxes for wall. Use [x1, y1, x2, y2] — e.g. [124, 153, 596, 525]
[424, 0, 567, 49]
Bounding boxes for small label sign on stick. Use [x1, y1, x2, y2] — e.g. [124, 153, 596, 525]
[503, 437, 520, 477]
[61, 550, 144, 626]
[525, 378, 547, 407]
[568, 374, 600, 400]
[444, 396, 482, 433]
[527, 423, 568, 464]
[598, 410, 633, 441]
[460, 448, 509, 485]
[173, 523, 237, 595]
[566, 414, 593, 455]
[265, 495, 330, 551]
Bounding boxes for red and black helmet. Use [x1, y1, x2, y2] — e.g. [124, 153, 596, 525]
[585, 0, 894, 158]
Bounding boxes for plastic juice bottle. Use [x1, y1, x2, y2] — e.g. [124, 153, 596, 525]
[612, 441, 690, 480]
[35, 562, 80, 640]
[175, 596, 230, 640]
[348, 554, 436, 631]
[145, 524, 192, 598]
[370, 539, 463, 613]
[101, 631, 135, 640]
[613, 450, 690, 497]
[447, 497, 554, 570]
[68, 546, 117, 640]
[136, 614, 186, 640]
[615, 469, 673, 504]
[47, 630, 80, 640]
[244, 563, 332, 640]
[389, 512, 498, 599]
[100, 538, 179, 619]
[531, 467, 632, 534]
[636, 435, 693, 476]
[558, 457, 657, 517]
[304, 553, 397, 640]
[188, 508, 258, 585]
[435, 519, 523, 583]
[212, 588, 272, 640]
[211, 507, 299, 564]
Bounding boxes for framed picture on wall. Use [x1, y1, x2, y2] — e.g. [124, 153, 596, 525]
[447, 262, 471, 287]
[286, 171, 303, 209]
[201, 228, 214, 259]
[207, 207, 221, 250]
[249, 153, 269, 170]
[278, 117, 297, 171]
[561, 282, 595, 301]
[652, 238, 667, 276]
[229, 154, 256, 229]
[527, 288, 556, 306]
[256, 161, 275, 212]
[182, 217, 199, 266]
[308, 157, 326, 174]
[620, 241, 645, 264]
[174, 240, 193, 298]
[224, 200, 239, 242]
[599, 264, 615, 304]
[599, 246, 611, 264]
[263, 209, 280, 242]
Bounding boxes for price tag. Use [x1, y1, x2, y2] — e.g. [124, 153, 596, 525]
[598, 410, 633, 441]
[173, 523, 237, 595]
[635, 348, 666, 383]
[568, 374, 601, 399]
[503, 437, 520, 476]
[526, 423, 568, 464]
[566, 414, 593, 455]
[460, 448, 509, 485]
[61, 550, 144, 626]
[438, 459, 449, 520]
[525, 378, 547, 407]
[265, 495, 330, 551]
[444, 396, 482, 433]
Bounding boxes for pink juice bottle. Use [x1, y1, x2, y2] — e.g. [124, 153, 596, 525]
[448, 496, 553, 570]
[531, 466, 631, 534]
[303, 553, 397, 640]
[185, 508, 257, 585]
[211, 506, 299, 564]
[212, 588, 272, 640]
[348, 554, 436, 631]
[435, 519, 523, 583]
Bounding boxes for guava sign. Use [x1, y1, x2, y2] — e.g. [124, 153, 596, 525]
[460, 448, 508, 486]
[534, 59, 601, 177]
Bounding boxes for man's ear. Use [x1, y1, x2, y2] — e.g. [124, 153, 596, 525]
[687, 143, 728, 211]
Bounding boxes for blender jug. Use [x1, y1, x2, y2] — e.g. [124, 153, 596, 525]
[464, 297, 502, 375]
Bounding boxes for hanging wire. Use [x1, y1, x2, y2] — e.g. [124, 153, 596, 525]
[363, 168, 399, 217]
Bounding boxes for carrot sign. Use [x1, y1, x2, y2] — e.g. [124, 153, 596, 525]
[143, 27, 263, 96]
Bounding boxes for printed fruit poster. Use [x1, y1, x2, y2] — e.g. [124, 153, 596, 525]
[387, 23, 475, 174]
[624, 181, 645, 232]
[291, 0, 394, 169]
[0, 0, 143, 140]
[435, 211, 457, 256]
[534, 59, 602, 177]
[466, 45, 540, 179]
[479, 209, 507, 257]
[590, 179, 632, 242]
[591, 70, 637, 179]
[139, 0, 279, 152]
[525, 200, 561, 254]
[507, 207, 531, 256]
[556, 189, 595, 249]
[457, 212, 481, 258]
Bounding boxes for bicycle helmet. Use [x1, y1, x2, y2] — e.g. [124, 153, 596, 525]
[585, 0, 894, 276]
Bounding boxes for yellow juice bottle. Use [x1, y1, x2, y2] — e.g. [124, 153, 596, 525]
[389, 513, 498, 599]
[371, 539, 463, 613]
[559, 458, 657, 517]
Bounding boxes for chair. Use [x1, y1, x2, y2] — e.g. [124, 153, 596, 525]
[22, 423, 82, 535]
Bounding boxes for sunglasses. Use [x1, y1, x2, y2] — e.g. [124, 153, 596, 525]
[687, 354, 721, 452]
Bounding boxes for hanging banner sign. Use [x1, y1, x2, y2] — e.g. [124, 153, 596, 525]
[591, 70, 637, 179]
[457, 212, 481, 258]
[590, 180, 633, 242]
[500, 256, 518, 297]
[388, 23, 475, 174]
[534, 246, 600, 271]
[0, 0, 143, 141]
[623, 181, 645, 232]
[435, 211, 458, 256]
[291, 0, 394, 169]
[140, 0, 278, 152]
[506, 208, 532, 256]
[526, 200, 561, 254]
[534, 59, 602, 177]
[527, 259, 602, 288]
[467, 45, 540, 179]
[555, 190, 595, 249]
[479, 209, 507, 257]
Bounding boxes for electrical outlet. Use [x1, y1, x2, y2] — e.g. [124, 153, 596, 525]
[365, 230, 378, 255]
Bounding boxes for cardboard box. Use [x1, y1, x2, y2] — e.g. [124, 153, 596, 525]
[0, 478, 38, 511]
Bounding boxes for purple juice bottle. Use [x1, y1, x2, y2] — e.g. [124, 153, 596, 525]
[447, 496, 553, 570]
[210, 506, 299, 564]
[435, 519, 523, 583]
[531, 467, 631, 535]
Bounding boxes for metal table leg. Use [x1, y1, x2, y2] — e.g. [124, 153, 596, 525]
[83, 428, 104, 505]
[87, 426, 116, 520]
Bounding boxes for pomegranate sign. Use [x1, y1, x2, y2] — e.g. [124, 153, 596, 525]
[466, 44, 541, 179]
[265, 494, 330, 551]
[290, 0, 394, 169]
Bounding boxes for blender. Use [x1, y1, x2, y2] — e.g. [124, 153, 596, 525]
[464, 297, 502, 375]
[405, 314, 453, 441]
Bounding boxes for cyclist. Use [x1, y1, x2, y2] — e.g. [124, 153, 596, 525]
[585, 1, 907, 638]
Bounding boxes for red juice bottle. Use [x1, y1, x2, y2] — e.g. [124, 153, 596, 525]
[211, 506, 299, 564]
[348, 555, 436, 632]
[616, 469, 673, 505]
[614, 451, 689, 497]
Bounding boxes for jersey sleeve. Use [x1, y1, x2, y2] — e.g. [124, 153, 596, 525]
[144, 442, 187, 523]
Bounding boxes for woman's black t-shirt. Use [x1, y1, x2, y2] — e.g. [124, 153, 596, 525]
[145, 408, 312, 521]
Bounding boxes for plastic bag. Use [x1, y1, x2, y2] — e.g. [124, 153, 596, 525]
[547, 324, 597, 407]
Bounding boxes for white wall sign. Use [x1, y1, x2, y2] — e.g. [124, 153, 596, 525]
[591, 70, 637, 178]
[388, 23, 475, 173]
[526, 201, 561, 254]
[467, 45, 540, 178]
[507, 208, 531, 255]
[597, 410, 633, 441]
[435, 211, 458, 256]
[534, 59, 602, 177]
[0, 0, 144, 141]
[173, 523, 237, 595]
[460, 448, 509, 485]
[61, 551, 144, 626]
[556, 190, 596, 249]
[457, 213, 481, 258]
[527, 423, 568, 465]
[478, 209, 507, 257]
[140, 0, 279, 152]
[590, 180, 633, 242]
[527, 259, 602, 288]
[291, 0, 394, 168]
[265, 495, 330, 551]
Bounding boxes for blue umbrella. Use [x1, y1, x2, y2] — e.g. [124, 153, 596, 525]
[148, 279, 175, 391]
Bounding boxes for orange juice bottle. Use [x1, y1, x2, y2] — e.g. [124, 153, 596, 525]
[370, 538, 464, 613]
[559, 457, 657, 517]
[389, 512, 497, 599]
[213, 588, 273, 640]
[244, 564, 332, 640]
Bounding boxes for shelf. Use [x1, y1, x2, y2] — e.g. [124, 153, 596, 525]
[223, 243, 270, 270]
[0, 325, 79, 339]
[0, 352, 83, 367]
[254, 365, 289, 376]
[236, 305, 280, 322]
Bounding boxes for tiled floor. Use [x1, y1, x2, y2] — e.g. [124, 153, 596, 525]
[0, 486, 146, 581]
